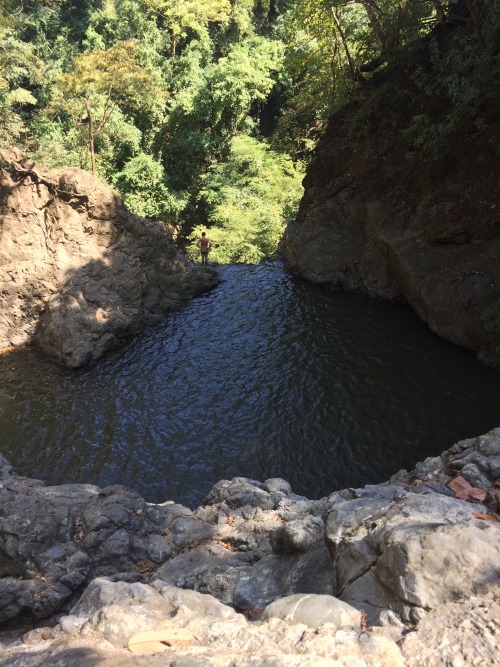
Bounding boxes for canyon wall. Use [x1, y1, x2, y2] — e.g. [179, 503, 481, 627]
[280, 101, 500, 369]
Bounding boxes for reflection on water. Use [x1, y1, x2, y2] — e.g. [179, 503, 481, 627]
[0, 261, 499, 507]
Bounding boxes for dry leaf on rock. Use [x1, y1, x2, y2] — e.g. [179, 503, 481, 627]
[128, 628, 194, 654]
[471, 512, 500, 524]
[448, 475, 487, 502]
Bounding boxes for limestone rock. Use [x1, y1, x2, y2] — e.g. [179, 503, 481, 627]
[269, 516, 324, 554]
[1, 433, 499, 665]
[0, 578, 405, 666]
[324, 486, 500, 623]
[0, 461, 206, 624]
[262, 594, 361, 630]
[153, 477, 333, 612]
[232, 542, 334, 612]
[0, 152, 218, 366]
[401, 595, 500, 667]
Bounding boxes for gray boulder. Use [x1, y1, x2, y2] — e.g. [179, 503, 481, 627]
[152, 478, 334, 612]
[262, 593, 361, 629]
[324, 486, 500, 623]
[0, 459, 208, 623]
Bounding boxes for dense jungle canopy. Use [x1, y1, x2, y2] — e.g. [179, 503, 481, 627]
[0, 0, 498, 262]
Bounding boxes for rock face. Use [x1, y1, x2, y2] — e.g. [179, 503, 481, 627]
[279, 103, 500, 369]
[325, 486, 499, 623]
[0, 429, 499, 665]
[0, 150, 217, 366]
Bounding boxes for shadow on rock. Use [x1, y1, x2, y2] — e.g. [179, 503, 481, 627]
[0, 151, 218, 366]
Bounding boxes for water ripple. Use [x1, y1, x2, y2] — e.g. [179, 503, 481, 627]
[0, 260, 499, 506]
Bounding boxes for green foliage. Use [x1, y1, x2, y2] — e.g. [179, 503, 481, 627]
[113, 152, 171, 218]
[46, 40, 165, 173]
[2, 0, 495, 266]
[187, 134, 304, 263]
[84, 0, 159, 49]
[143, 0, 232, 53]
[30, 116, 82, 170]
[404, 3, 500, 157]
[0, 24, 42, 149]
[209, 37, 284, 134]
[272, 0, 436, 157]
[51, 40, 164, 115]
[162, 33, 284, 193]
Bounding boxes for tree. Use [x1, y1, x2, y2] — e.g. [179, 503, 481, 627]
[49, 40, 165, 174]
[272, 0, 436, 157]
[0, 18, 43, 150]
[187, 134, 304, 263]
[113, 152, 171, 218]
[163, 33, 284, 192]
[142, 0, 232, 54]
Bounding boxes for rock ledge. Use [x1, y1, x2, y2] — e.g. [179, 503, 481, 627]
[0, 428, 499, 665]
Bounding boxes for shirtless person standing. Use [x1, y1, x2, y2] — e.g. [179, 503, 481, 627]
[196, 231, 212, 266]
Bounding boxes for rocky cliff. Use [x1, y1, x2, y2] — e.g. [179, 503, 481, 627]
[0, 429, 499, 665]
[0, 150, 217, 367]
[279, 78, 500, 370]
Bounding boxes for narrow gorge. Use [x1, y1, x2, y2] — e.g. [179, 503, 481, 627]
[0, 150, 499, 666]
[1, 0, 499, 663]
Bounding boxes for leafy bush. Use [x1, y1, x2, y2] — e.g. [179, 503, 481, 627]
[404, 2, 500, 156]
[187, 134, 303, 263]
[113, 152, 172, 218]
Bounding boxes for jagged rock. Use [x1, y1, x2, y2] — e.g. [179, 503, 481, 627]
[0, 434, 499, 665]
[324, 485, 500, 624]
[446, 429, 500, 487]
[0, 151, 218, 367]
[202, 477, 298, 510]
[391, 427, 500, 512]
[0, 578, 405, 666]
[0, 459, 204, 623]
[152, 478, 333, 611]
[151, 543, 254, 606]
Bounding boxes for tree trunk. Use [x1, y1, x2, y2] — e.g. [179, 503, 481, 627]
[85, 98, 96, 176]
[361, 0, 390, 51]
[331, 8, 358, 82]
[465, 0, 486, 47]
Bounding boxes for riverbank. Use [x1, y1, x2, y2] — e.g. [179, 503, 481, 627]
[1, 428, 498, 665]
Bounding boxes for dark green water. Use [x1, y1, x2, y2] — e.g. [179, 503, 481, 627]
[0, 261, 499, 507]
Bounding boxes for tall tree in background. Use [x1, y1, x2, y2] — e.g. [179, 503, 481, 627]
[1, 0, 494, 261]
[49, 40, 164, 174]
[273, 0, 436, 156]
